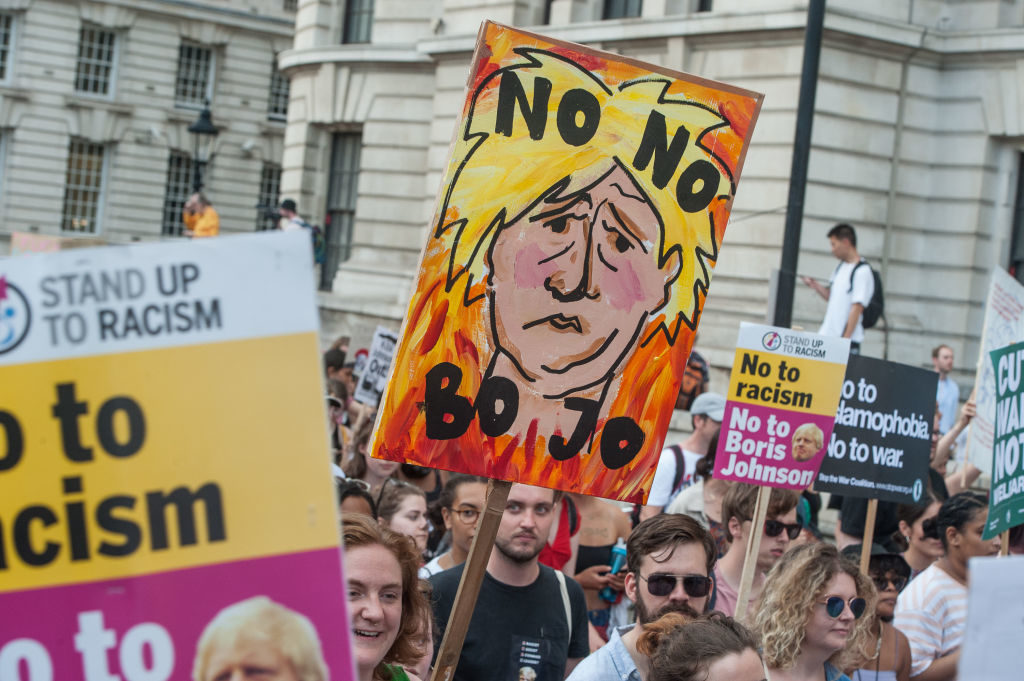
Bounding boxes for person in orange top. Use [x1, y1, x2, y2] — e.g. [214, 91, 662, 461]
[183, 192, 219, 237]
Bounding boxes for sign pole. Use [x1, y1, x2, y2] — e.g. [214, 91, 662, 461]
[735, 485, 771, 624]
[1000, 530, 1010, 557]
[859, 499, 878, 575]
[431, 479, 512, 681]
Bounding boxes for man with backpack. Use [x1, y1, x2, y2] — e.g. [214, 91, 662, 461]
[639, 392, 725, 522]
[801, 222, 880, 354]
[277, 198, 326, 269]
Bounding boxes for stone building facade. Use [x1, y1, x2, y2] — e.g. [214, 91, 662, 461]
[283, 0, 1024, 396]
[0, 0, 295, 245]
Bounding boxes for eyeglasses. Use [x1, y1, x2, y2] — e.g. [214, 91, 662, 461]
[449, 506, 481, 524]
[871, 575, 907, 593]
[820, 596, 867, 619]
[764, 518, 803, 540]
[638, 573, 712, 598]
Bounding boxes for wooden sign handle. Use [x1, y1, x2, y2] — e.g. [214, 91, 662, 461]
[1000, 530, 1010, 557]
[859, 498, 878, 575]
[735, 485, 771, 624]
[430, 479, 512, 681]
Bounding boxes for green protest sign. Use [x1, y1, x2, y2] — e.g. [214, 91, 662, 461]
[986, 340, 1024, 539]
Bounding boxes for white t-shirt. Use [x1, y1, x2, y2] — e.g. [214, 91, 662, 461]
[647, 446, 705, 508]
[419, 554, 445, 579]
[281, 216, 306, 232]
[819, 260, 874, 342]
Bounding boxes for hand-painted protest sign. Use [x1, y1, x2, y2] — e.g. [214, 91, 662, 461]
[354, 326, 399, 406]
[984, 340, 1024, 539]
[0, 232, 354, 681]
[371, 21, 763, 502]
[815, 355, 935, 504]
[967, 268, 1024, 475]
[714, 323, 850, 489]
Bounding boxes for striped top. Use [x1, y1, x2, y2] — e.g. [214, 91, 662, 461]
[893, 564, 967, 677]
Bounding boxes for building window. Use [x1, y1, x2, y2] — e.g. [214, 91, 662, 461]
[342, 0, 373, 44]
[325, 132, 361, 272]
[61, 139, 106, 233]
[0, 13, 13, 82]
[74, 25, 117, 96]
[268, 65, 289, 121]
[162, 151, 192, 236]
[175, 42, 214, 108]
[283, 0, 298, 10]
[603, 0, 642, 19]
[697, 0, 713, 11]
[0, 130, 8, 193]
[257, 162, 282, 230]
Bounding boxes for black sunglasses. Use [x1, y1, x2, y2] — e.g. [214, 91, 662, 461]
[638, 573, 712, 598]
[764, 518, 803, 540]
[872, 575, 907, 593]
[821, 596, 867, 619]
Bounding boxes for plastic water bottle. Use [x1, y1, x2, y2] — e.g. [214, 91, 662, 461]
[599, 538, 628, 602]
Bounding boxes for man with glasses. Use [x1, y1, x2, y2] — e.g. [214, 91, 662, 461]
[712, 483, 800, 617]
[429, 483, 588, 680]
[843, 544, 913, 680]
[566, 514, 716, 681]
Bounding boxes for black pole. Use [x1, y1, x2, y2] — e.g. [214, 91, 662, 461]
[192, 159, 203, 193]
[773, 0, 826, 328]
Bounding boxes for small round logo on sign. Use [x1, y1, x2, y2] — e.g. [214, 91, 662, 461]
[912, 478, 923, 502]
[761, 331, 782, 351]
[0, 277, 31, 356]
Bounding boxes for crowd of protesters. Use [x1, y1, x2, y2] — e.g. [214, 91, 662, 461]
[317, 221, 1023, 681]
[324, 331, 1019, 681]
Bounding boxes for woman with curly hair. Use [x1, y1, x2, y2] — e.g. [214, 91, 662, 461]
[894, 491, 1000, 681]
[755, 543, 876, 681]
[636, 611, 765, 681]
[343, 514, 431, 681]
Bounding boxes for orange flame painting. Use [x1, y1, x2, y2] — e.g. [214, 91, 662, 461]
[371, 22, 762, 502]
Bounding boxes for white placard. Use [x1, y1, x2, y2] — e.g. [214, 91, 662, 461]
[959, 555, 1024, 680]
[967, 269, 1024, 474]
[0, 231, 318, 366]
[354, 325, 398, 406]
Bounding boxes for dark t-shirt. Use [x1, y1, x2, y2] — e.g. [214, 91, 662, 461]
[429, 563, 588, 681]
[840, 497, 900, 551]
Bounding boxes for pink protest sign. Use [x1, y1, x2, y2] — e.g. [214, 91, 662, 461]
[714, 323, 850, 489]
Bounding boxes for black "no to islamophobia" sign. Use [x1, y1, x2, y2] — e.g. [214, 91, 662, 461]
[816, 355, 937, 504]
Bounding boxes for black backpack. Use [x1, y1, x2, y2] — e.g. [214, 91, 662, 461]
[840, 260, 885, 329]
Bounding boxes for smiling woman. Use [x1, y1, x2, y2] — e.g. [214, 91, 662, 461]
[342, 515, 429, 681]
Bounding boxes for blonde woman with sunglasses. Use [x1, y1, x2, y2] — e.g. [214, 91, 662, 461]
[755, 543, 876, 681]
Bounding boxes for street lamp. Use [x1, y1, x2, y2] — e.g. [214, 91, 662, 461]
[187, 99, 219, 192]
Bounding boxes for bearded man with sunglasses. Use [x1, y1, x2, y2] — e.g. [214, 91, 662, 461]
[566, 514, 716, 681]
[712, 483, 801, 618]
